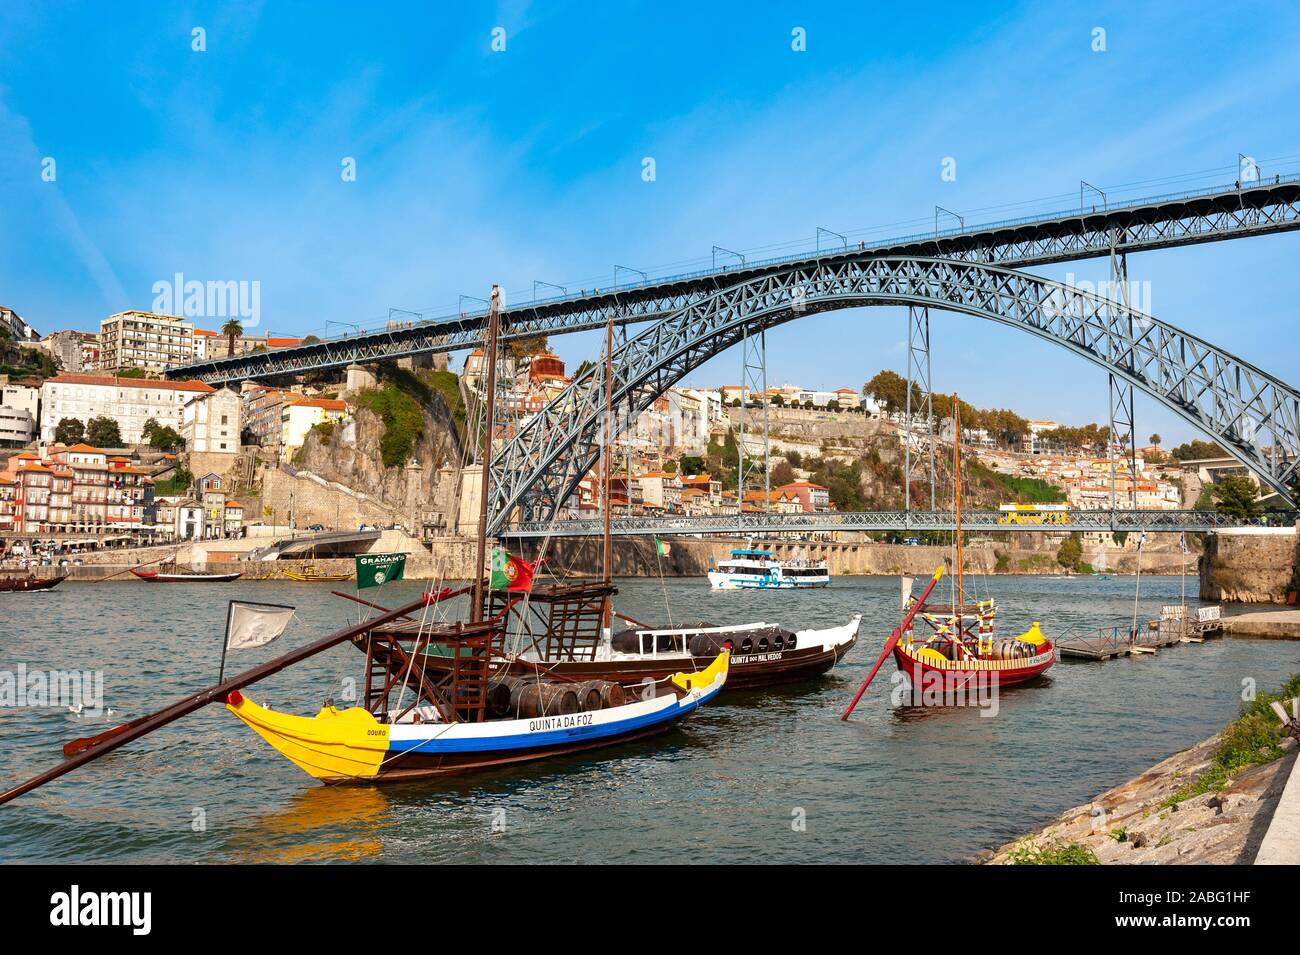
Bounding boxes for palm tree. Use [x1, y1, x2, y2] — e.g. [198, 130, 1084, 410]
[221, 318, 243, 357]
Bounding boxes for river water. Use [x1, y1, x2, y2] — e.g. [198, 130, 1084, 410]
[1, 574, 1296, 864]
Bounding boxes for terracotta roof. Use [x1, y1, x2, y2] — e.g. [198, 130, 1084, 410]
[193, 328, 219, 337]
[61, 443, 106, 454]
[266, 337, 304, 348]
[287, 397, 347, 412]
[43, 374, 215, 393]
[778, 481, 829, 491]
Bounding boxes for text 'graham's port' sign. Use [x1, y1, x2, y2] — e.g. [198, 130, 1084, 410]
[355, 553, 407, 590]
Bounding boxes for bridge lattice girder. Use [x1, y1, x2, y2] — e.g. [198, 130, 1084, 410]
[487, 257, 1299, 534]
[502, 509, 1252, 538]
[172, 178, 1300, 385]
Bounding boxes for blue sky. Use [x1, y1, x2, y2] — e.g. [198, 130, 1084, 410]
[2, 1, 1298, 444]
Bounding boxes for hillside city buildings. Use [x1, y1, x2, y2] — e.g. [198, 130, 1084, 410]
[0, 302, 1274, 554]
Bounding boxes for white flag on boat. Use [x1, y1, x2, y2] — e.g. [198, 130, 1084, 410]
[900, 575, 915, 610]
[225, 600, 295, 651]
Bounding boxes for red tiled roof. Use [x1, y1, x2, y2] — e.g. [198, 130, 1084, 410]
[44, 374, 215, 393]
[288, 397, 347, 412]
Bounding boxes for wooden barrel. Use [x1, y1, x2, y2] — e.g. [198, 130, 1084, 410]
[485, 678, 514, 718]
[598, 680, 626, 708]
[573, 680, 604, 712]
[512, 681, 579, 717]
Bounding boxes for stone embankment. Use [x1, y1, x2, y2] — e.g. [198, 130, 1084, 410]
[984, 735, 1298, 864]
[537, 535, 1196, 579]
[1200, 525, 1298, 604]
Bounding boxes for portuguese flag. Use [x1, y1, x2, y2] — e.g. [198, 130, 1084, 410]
[491, 549, 536, 592]
[655, 537, 671, 557]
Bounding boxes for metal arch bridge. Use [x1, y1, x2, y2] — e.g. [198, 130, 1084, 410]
[501, 509, 1251, 539]
[485, 255, 1300, 534]
[171, 175, 1300, 384]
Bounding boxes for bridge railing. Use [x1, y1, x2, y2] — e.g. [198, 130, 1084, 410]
[501, 509, 1257, 538]
[175, 171, 1300, 354]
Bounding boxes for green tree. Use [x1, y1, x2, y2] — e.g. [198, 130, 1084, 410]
[1056, 534, 1083, 570]
[221, 318, 244, 358]
[678, 454, 705, 475]
[1171, 439, 1227, 461]
[148, 425, 185, 452]
[1148, 433, 1161, 447]
[770, 460, 796, 486]
[507, 335, 550, 362]
[54, 417, 85, 445]
[1209, 475, 1262, 519]
[86, 416, 122, 447]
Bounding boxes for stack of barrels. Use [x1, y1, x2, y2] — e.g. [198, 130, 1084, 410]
[487, 675, 626, 719]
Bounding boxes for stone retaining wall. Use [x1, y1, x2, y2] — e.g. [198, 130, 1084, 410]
[1200, 526, 1298, 604]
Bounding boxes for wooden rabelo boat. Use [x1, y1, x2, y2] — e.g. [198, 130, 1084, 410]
[279, 563, 352, 582]
[841, 394, 1055, 718]
[0, 285, 728, 806]
[0, 573, 67, 593]
[131, 567, 243, 582]
[403, 580, 857, 691]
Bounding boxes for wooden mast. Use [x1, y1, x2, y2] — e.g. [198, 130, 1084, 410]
[953, 392, 963, 630]
[471, 285, 501, 624]
[601, 313, 614, 627]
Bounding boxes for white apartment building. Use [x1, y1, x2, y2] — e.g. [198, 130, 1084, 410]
[281, 397, 348, 451]
[1, 305, 40, 343]
[0, 407, 34, 445]
[181, 386, 242, 453]
[98, 310, 196, 372]
[39, 374, 216, 445]
[0, 376, 40, 446]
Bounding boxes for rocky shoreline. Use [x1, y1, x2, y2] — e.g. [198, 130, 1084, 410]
[982, 733, 1297, 864]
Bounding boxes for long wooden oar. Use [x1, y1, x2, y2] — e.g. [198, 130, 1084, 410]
[62, 586, 467, 757]
[840, 565, 945, 721]
[1, 594, 433, 807]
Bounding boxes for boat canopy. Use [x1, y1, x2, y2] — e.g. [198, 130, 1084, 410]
[729, 549, 774, 557]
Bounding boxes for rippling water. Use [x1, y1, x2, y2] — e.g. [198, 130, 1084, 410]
[1, 574, 1296, 864]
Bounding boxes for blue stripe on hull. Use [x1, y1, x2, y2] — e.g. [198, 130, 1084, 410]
[387, 686, 717, 755]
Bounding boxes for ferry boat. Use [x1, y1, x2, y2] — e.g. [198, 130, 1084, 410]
[707, 549, 830, 589]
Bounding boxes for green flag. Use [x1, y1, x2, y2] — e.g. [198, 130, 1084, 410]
[655, 538, 671, 557]
[355, 553, 407, 589]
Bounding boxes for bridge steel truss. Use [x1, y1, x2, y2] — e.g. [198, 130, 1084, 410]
[502, 509, 1250, 539]
[485, 256, 1299, 535]
[172, 178, 1300, 385]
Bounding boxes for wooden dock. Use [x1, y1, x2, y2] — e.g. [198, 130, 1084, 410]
[1057, 608, 1223, 661]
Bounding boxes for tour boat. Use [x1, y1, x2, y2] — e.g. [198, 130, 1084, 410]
[707, 549, 830, 589]
[131, 567, 243, 582]
[0, 573, 67, 593]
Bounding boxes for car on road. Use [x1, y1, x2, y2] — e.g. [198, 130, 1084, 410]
[306, 524, 325, 532]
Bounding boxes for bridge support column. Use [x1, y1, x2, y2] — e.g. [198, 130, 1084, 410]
[1108, 230, 1139, 510]
[904, 305, 936, 512]
[737, 326, 770, 526]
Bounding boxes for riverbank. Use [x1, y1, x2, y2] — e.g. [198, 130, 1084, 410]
[984, 677, 1300, 864]
[1220, 605, 1300, 638]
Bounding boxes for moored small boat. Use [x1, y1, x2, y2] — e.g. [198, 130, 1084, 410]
[0, 573, 67, 593]
[131, 568, 243, 582]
